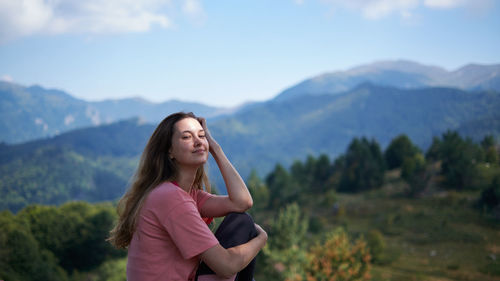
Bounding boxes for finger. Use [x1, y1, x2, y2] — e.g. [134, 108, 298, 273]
[254, 223, 263, 232]
[197, 117, 207, 128]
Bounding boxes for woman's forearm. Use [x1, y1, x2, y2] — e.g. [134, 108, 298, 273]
[211, 144, 253, 211]
[201, 228, 267, 278]
[226, 231, 267, 272]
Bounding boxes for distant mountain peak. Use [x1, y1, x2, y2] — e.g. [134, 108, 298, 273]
[94, 96, 154, 106]
[274, 60, 500, 101]
[347, 59, 447, 75]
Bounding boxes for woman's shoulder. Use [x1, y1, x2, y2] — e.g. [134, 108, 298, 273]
[150, 181, 177, 194]
[148, 182, 192, 206]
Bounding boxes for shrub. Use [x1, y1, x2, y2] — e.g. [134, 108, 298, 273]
[366, 229, 386, 264]
[477, 175, 500, 219]
[305, 228, 371, 281]
[264, 203, 309, 281]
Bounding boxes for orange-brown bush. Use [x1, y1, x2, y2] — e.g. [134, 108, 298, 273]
[305, 228, 372, 281]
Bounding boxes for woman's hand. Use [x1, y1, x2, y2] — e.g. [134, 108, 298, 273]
[200, 222, 267, 278]
[254, 223, 268, 242]
[197, 117, 220, 154]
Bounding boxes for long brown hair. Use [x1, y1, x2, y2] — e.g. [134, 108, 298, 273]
[108, 112, 211, 248]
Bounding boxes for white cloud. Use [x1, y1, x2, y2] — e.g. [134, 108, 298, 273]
[318, 0, 486, 19]
[182, 0, 206, 24]
[320, 0, 418, 19]
[0, 0, 204, 43]
[362, 0, 419, 19]
[424, 0, 465, 9]
[183, 0, 203, 16]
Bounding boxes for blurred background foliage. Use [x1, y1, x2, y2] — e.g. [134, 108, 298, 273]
[1, 131, 500, 280]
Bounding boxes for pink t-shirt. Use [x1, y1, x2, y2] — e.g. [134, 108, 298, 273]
[127, 182, 219, 281]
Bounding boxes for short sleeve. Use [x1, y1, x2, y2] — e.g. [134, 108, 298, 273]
[195, 189, 215, 225]
[160, 200, 219, 259]
[194, 189, 215, 210]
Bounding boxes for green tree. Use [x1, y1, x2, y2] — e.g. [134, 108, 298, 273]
[266, 164, 301, 206]
[338, 137, 385, 192]
[290, 156, 314, 191]
[481, 135, 499, 164]
[425, 136, 442, 161]
[0, 210, 68, 281]
[384, 134, 420, 169]
[328, 154, 346, 189]
[95, 258, 127, 281]
[289, 154, 335, 202]
[477, 175, 500, 216]
[17, 204, 80, 269]
[401, 153, 428, 197]
[247, 170, 270, 213]
[80, 207, 125, 269]
[437, 131, 483, 190]
[481, 135, 496, 149]
[311, 154, 333, 193]
[18, 201, 124, 272]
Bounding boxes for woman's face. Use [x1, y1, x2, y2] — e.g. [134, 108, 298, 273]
[169, 117, 209, 167]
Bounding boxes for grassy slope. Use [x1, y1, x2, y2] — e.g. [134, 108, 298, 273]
[328, 171, 499, 281]
[250, 168, 500, 281]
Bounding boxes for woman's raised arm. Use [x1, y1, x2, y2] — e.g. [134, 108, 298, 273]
[197, 118, 253, 218]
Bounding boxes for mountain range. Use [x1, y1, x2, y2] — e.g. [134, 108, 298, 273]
[211, 83, 500, 179]
[1, 60, 500, 212]
[0, 82, 227, 144]
[3, 60, 499, 145]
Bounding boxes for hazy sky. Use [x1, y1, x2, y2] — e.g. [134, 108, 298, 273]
[0, 0, 499, 107]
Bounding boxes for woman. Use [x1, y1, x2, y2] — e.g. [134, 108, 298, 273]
[108, 112, 267, 281]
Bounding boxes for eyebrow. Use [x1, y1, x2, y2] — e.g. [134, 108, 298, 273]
[181, 129, 205, 134]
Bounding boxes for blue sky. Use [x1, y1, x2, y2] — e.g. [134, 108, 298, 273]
[0, 0, 499, 107]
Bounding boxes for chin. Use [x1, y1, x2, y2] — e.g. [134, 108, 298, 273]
[194, 158, 208, 166]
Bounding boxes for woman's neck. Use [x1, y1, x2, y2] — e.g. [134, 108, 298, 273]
[175, 166, 198, 192]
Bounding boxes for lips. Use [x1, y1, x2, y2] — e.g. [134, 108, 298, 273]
[192, 149, 206, 153]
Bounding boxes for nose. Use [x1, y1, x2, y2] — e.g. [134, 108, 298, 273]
[193, 135, 202, 146]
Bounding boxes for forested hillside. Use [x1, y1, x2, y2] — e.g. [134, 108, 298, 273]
[1, 85, 500, 212]
[0, 119, 154, 212]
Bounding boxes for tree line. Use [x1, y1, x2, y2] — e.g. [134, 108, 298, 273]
[249, 131, 500, 215]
